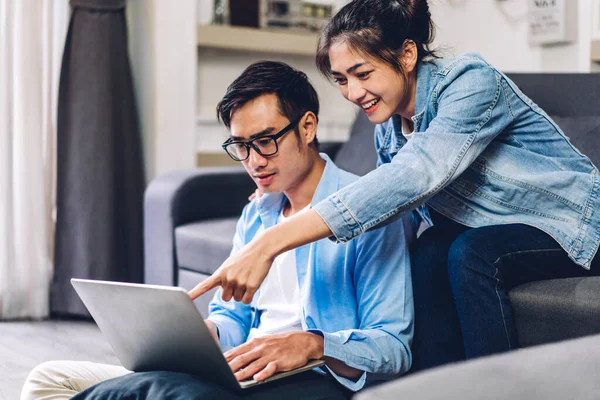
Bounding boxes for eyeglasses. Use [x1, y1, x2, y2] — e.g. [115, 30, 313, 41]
[222, 116, 302, 162]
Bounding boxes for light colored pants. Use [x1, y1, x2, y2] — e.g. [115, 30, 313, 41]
[21, 360, 131, 400]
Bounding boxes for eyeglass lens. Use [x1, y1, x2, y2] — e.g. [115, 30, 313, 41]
[226, 137, 278, 161]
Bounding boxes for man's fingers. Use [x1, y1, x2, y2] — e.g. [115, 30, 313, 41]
[188, 275, 220, 300]
[224, 340, 255, 362]
[235, 358, 270, 381]
[228, 348, 261, 374]
[253, 361, 279, 382]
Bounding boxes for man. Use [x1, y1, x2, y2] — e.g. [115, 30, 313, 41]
[23, 61, 415, 400]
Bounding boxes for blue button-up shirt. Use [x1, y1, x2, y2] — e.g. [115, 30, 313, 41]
[207, 154, 416, 391]
[314, 53, 600, 268]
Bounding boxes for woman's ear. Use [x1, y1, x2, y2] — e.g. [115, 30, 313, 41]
[301, 111, 318, 145]
[401, 40, 418, 73]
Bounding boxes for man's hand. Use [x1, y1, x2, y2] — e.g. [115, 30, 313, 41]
[225, 331, 324, 382]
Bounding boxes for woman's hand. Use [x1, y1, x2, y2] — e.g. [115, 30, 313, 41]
[187, 209, 333, 304]
[188, 234, 275, 304]
[248, 188, 263, 201]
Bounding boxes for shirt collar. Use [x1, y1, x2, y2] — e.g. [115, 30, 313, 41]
[412, 60, 438, 129]
[255, 153, 340, 227]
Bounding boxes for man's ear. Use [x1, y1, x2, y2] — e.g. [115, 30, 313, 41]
[401, 40, 418, 74]
[300, 111, 318, 146]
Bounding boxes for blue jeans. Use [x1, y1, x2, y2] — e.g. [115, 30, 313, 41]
[71, 370, 352, 400]
[410, 209, 600, 371]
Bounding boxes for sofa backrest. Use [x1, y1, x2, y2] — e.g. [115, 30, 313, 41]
[334, 74, 600, 174]
[333, 111, 377, 176]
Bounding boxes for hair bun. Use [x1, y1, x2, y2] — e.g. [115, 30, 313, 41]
[394, 0, 433, 44]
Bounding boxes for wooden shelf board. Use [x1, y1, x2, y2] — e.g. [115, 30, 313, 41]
[197, 25, 319, 56]
[196, 152, 241, 167]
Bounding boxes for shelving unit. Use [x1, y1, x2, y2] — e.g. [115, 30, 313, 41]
[196, 24, 319, 56]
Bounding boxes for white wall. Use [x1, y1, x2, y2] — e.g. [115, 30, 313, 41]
[127, 0, 197, 181]
[430, 0, 542, 72]
[429, 0, 595, 73]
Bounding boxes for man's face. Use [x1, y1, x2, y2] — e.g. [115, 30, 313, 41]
[228, 94, 310, 194]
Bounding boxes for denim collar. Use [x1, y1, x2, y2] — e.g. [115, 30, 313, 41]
[412, 60, 439, 131]
[255, 153, 339, 228]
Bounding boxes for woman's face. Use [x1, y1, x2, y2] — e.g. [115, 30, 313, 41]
[328, 40, 415, 124]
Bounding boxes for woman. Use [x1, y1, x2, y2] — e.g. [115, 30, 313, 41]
[191, 0, 600, 371]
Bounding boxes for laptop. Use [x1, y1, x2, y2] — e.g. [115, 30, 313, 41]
[71, 278, 325, 390]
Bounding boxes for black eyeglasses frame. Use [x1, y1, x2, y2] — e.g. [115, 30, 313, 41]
[221, 115, 303, 162]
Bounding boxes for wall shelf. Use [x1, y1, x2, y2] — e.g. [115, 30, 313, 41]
[197, 25, 319, 56]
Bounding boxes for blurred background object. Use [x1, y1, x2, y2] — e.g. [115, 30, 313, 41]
[260, 0, 333, 32]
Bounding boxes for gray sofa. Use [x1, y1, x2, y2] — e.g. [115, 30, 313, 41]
[356, 332, 600, 400]
[144, 74, 600, 362]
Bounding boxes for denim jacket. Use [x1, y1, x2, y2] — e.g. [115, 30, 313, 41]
[314, 53, 600, 268]
[206, 154, 416, 391]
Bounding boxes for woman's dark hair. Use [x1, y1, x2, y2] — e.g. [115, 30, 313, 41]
[217, 61, 320, 148]
[316, 0, 437, 78]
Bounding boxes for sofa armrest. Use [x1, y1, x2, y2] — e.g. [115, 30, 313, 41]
[144, 167, 254, 286]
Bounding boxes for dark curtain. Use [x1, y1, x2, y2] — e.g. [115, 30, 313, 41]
[52, 0, 144, 316]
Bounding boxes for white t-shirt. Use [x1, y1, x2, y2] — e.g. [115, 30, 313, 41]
[402, 117, 415, 139]
[246, 208, 304, 341]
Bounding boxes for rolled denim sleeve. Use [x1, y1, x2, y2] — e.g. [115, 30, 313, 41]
[308, 213, 415, 391]
[206, 208, 253, 349]
[313, 61, 513, 242]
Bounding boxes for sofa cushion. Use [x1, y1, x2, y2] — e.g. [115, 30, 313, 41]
[509, 277, 600, 347]
[175, 218, 238, 275]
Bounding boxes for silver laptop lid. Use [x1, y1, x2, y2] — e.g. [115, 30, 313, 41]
[71, 278, 240, 390]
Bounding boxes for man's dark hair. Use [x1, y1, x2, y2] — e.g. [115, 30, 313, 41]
[217, 61, 320, 149]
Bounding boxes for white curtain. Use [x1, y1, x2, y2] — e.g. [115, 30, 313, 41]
[0, 0, 69, 319]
